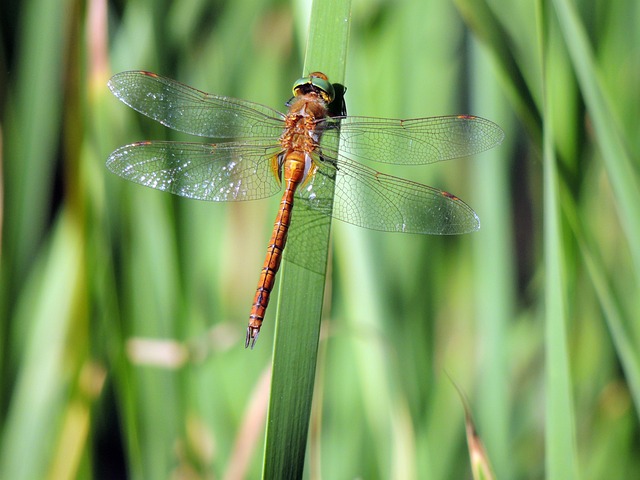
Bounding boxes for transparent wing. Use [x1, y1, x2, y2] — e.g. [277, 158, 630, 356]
[328, 114, 504, 165]
[296, 152, 479, 235]
[284, 203, 332, 275]
[107, 141, 283, 202]
[108, 71, 286, 139]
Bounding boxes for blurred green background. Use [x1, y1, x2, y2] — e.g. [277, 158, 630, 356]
[1, 0, 639, 478]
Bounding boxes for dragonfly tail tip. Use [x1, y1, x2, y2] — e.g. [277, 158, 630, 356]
[245, 327, 260, 349]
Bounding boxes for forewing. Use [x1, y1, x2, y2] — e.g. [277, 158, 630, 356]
[108, 71, 285, 139]
[107, 141, 282, 202]
[332, 115, 504, 165]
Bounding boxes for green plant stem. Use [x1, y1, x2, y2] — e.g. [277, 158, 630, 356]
[261, 1, 351, 478]
[539, 3, 579, 478]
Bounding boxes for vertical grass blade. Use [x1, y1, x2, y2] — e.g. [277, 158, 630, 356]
[0, 213, 86, 479]
[469, 39, 514, 479]
[551, 0, 640, 278]
[539, 3, 579, 478]
[561, 190, 640, 416]
[454, 0, 542, 144]
[1, 0, 70, 283]
[542, 107, 579, 480]
[262, 1, 351, 478]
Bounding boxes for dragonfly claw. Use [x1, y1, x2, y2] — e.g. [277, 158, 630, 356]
[245, 326, 260, 349]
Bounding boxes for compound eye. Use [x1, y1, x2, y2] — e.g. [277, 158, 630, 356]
[292, 72, 335, 103]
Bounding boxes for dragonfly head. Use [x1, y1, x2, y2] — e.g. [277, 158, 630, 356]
[292, 72, 335, 104]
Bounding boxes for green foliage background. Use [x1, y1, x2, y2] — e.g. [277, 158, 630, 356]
[1, 0, 639, 478]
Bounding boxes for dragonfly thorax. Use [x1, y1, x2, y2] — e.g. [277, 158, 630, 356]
[279, 93, 328, 155]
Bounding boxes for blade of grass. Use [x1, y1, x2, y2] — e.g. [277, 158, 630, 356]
[0, 212, 86, 479]
[561, 187, 640, 417]
[1, 0, 69, 284]
[454, 0, 542, 146]
[551, 0, 640, 279]
[448, 376, 496, 480]
[261, 0, 351, 478]
[469, 38, 514, 479]
[538, 2, 579, 478]
[542, 89, 579, 480]
[542, 121, 579, 480]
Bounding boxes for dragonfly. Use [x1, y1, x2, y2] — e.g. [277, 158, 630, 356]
[107, 71, 503, 348]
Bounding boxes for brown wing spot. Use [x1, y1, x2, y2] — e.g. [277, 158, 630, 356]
[456, 114, 476, 120]
[442, 191, 460, 201]
[141, 71, 159, 78]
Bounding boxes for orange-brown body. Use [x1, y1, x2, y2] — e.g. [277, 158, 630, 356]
[245, 78, 330, 348]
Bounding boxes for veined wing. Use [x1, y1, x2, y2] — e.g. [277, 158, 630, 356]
[108, 71, 286, 140]
[107, 141, 283, 202]
[296, 152, 479, 235]
[284, 200, 333, 275]
[326, 114, 504, 165]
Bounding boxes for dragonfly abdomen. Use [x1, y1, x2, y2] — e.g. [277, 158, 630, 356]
[246, 152, 308, 348]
